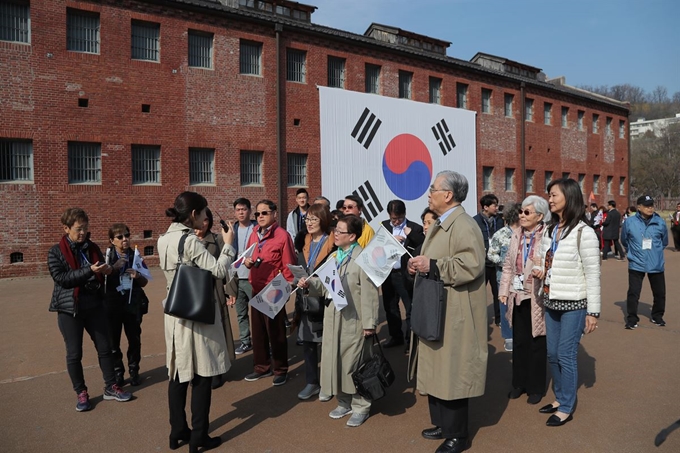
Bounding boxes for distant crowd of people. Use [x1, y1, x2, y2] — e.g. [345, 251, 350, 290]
[47, 174, 676, 453]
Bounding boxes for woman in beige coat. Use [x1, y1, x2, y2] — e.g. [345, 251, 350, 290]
[499, 195, 550, 406]
[298, 214, 379, 428]
[158, 192, 235, 453]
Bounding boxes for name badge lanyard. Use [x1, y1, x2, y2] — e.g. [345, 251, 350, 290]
[307, 235, 327, 271]
[550, 225, 561, 257]
[522, 231, 537, 268]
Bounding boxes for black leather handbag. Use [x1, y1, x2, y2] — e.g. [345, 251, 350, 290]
[164, 234, 215, 324]
[351, 335, 395, 401]
[411, 266, 447, 341]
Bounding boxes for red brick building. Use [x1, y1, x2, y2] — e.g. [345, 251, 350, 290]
[0, 0, 630, 277]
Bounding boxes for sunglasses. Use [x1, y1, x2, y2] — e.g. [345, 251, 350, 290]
[115, 233, 131, 240]
[521, 210, 535, 216]
[342, 205, 357, 210]
[254, 211, 273, 217]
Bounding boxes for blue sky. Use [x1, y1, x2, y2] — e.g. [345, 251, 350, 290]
[310, 0, 680, 98]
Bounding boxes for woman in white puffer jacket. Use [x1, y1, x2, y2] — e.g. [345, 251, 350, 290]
[532, 178, 600, 427]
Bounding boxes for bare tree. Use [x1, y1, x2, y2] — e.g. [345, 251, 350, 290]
[631, 123, 680, 201]
[650, 86, 670, 105]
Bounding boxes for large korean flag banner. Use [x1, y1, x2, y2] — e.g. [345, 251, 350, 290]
[319, 87, 477, 226]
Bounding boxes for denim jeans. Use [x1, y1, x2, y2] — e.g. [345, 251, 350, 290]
[545, 308, 586, 414]
[496, 275, 512, 340]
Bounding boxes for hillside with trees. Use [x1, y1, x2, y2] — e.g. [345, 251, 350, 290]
[578, 84, 680, 121]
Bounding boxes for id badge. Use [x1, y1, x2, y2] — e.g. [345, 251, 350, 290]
[512, 275, 524, 291]
[118, 274, 133, 291]
[642, 238, 652, 250]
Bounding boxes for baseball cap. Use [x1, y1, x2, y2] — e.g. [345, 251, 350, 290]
[636, 195, 654, 207]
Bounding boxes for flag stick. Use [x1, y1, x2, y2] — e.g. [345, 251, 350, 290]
[128, 247, 136, 304]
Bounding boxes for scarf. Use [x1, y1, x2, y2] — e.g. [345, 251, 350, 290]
[59, 235, 104, 301]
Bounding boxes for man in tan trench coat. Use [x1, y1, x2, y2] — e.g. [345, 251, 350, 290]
[408, 170, 488, 453]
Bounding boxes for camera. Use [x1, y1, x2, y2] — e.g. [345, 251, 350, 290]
[219, 219, 229, 233]
[253, 257, 263, 268]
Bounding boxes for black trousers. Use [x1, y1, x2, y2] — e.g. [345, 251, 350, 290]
[602, 238, 624, 259]
[168, 374, 212, 443]
[671, 227, 680, 251]
[485, 266, 500, 323]
[512, 299, 547, 395]
[105, 300, 142, 377]
[382, 271, 412, 340]
[302, 341, 319, 385]
[57, 306, 116, 393]
[627, 270, 666, 323]
[428, 395, 469, 439]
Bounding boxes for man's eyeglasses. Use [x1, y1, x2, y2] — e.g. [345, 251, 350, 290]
[114, 233, 131, 240]
[254, 211, 273, 217]
[428, 186, 449, 194]
[334, 230, 350, 235]
[305, 217, 320, 224]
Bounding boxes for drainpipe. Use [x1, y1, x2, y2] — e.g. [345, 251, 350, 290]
[520, 82, 526, 200]
[275, 23, 284, 214]
[627, 107, 631, 206]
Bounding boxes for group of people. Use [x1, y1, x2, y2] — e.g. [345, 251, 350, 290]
[48, 172, 673, 453]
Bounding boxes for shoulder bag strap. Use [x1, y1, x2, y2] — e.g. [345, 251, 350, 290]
[177, 233, 189, 267]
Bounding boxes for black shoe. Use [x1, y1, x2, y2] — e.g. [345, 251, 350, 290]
[539, 403, 560, 414]
[435, 437, 470, 453]
[296, 339, 304, 346]
[546, 413, 573, 427]
[169, 428, 191, 450]
[272, 374, 287, 386]
[625, 322, 638, 330]
[189, 435, 221, 453]
[383, 337, 405, 348]
[421, 426, 444, 440]
[244, 370, 273, 382]
[211, 374, 224, 390]
[129, 372, 141, 387]
[284, 319, 292, 328]
[527, 394, 542, 405]
[508, 387, 526, 399]
[651, 318, 666, 327]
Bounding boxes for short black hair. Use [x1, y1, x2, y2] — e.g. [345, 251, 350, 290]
[340, 214, 364, 239]
[589, 203, 598, 209]
[479, 194, 499, 208]
[608, 200, 616, 208]
[344, 194, 364, 210]
[233, 198, 251, 210]
[386, 199, 406, 216]
[296, 188, 309, 196]
[255, 199, 277, 211]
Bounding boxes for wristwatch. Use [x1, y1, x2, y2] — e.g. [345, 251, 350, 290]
[586, 312, 600, 318]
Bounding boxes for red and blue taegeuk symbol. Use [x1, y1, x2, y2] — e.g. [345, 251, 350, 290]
[371, 247, 387, 267]
[382, 134, 433, 200]
[265, 289, 285, 305]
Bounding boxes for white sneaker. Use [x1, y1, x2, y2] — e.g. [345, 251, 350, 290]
[504, 339, 513, 352]
[318, 391, 332, 402]
[329, 406, 352, 419]
[346, 412, 369, 427]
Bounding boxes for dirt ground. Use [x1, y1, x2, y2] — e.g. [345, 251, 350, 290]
[1, 249, 679, 453]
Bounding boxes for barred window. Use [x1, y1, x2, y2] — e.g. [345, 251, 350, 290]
[398, 70, 413, 99]
[131, 20, 160, 61]
[0, 1, 30, 44]
[593, 174, 600, 194]
[619, 177, 626, 195]
[68, 142, 101, 184]
[10, 252, 23, 263]
[619, 120, 626, 139]
[593, 114, 599, 134]
[67, 9, 99, 54]
[240, 151, 263, 186]
[240, 40, 262, 75]
[286, 48, 306, 83]
[607, 175, 613, 194]
[525, 98, 534, 122]
[578, 110, 585, 131]
[606, 117, 612, 136]
[561, 107, 569, 128]
[504, 93, 514, 117]
[429, 77, 441, 104]
[143, 246, 154, 256]
[545, 171, 553, 192]
[456, 83, 468, 109]
[0, 139, 33, 182]
[544, 103, 552, 125]
[287, 153, 307, 187]
[365, 64, 380, 94]
[188, 30, 213, 68]
[327, 56, 345, 88]
[131, 145, 161, 184]
[189, 148, 214, 185]
[482, 166, 493, 191]
[505, 168, 514, 192]
[481, 88, 492, 113]
[525, 169, 535, 193]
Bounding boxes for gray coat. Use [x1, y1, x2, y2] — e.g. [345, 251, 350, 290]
[158, 223, 235, 383]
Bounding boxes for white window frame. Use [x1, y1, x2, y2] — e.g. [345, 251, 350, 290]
[398, 70, 413, 99]
[544, 102, 552, 125]
[286, 48, 306, 83]
[365, 64, 380, 94]
[578, 110, 584, 131]
[287, 153, 307, 187]
[327, 56, 345, 88]
[593, 114, 599, 134]
[619, 177, 625, 196]
[619, 120, 626, 139]
[240, 40, 262, 75]
[504, 93, 513, 118]
[593, 174, 600, 194]
[189, 148, 215, 185]
[525, 169, 535, 193]
[456, 83, 468, 109]
[67, 9, 100, 54]
[545, 171, 553, 192]
[429, 77, 441, 104]
[68, 142, 101, 184]
[606, 117, 612, 136]
[561, 106, 569, 128]
[188, 30, 213, 69]
[131, 20, 160, 62]
[0, 1, 30, 44]
[482, 88, 492, 114]
[525, 98, 534, 122]
[0, 139, 33, 182]
[505, 168, 514, 192]
[131, 145, 161, 185]
[606, 175, 613, 194]
[482, 166, 493, 191]
[240, 151, 263, 186]
[578, 173, 585, 191]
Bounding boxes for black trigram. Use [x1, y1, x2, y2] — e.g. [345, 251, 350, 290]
[271, 279, 281, 287]
[351, 107, 382, 149]
[324, 276, 331, 285]
[432, 118, 456, 156]
[337, 290, 345, 298]
[353, 180, 383, 223]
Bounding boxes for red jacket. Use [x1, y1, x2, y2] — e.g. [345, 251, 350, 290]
[247, 222, 296, 294]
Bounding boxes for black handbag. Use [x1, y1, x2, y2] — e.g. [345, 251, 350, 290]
[351, 335, 395, 401]
[411, 265, 447, 341]
[163, 234, 215, 324]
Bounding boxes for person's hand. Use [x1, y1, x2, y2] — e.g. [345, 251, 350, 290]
[244, 257, 254, 269]
[394, 235, 406, 244]
[221, 223, 234, 248]
[363, 329, 375, 337]
[90, 262, 109, 274]
[227, 296, 236, 307]
[112, 257, 127, 270]
[499, 296, 508, 305]
[531, 268, 544, 279]
[409, 255, 430, 274]
[584, 315, 598, 334]
[125, 268, 139, 279]
[404, 226, 412, 236]
[297, 277, 309, 289]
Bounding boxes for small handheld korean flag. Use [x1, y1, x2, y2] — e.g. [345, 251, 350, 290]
[315, 257, 348, 311]
[250, 273, 291, 320]
[132, 246, 153, 281]
[229, 243, 256, 280]
[355, 225, 408, 287]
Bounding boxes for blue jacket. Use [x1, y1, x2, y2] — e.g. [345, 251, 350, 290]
[620, 213, 668, 273]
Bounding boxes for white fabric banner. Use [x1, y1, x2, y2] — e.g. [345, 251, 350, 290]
[319, 87, 477, 226]
[249, 273, 291, 320]
[315, 258, 348, 311]
[355, 226, 407, 287]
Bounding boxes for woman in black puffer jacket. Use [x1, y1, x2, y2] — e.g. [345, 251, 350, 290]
[48, 208, 132, 412]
